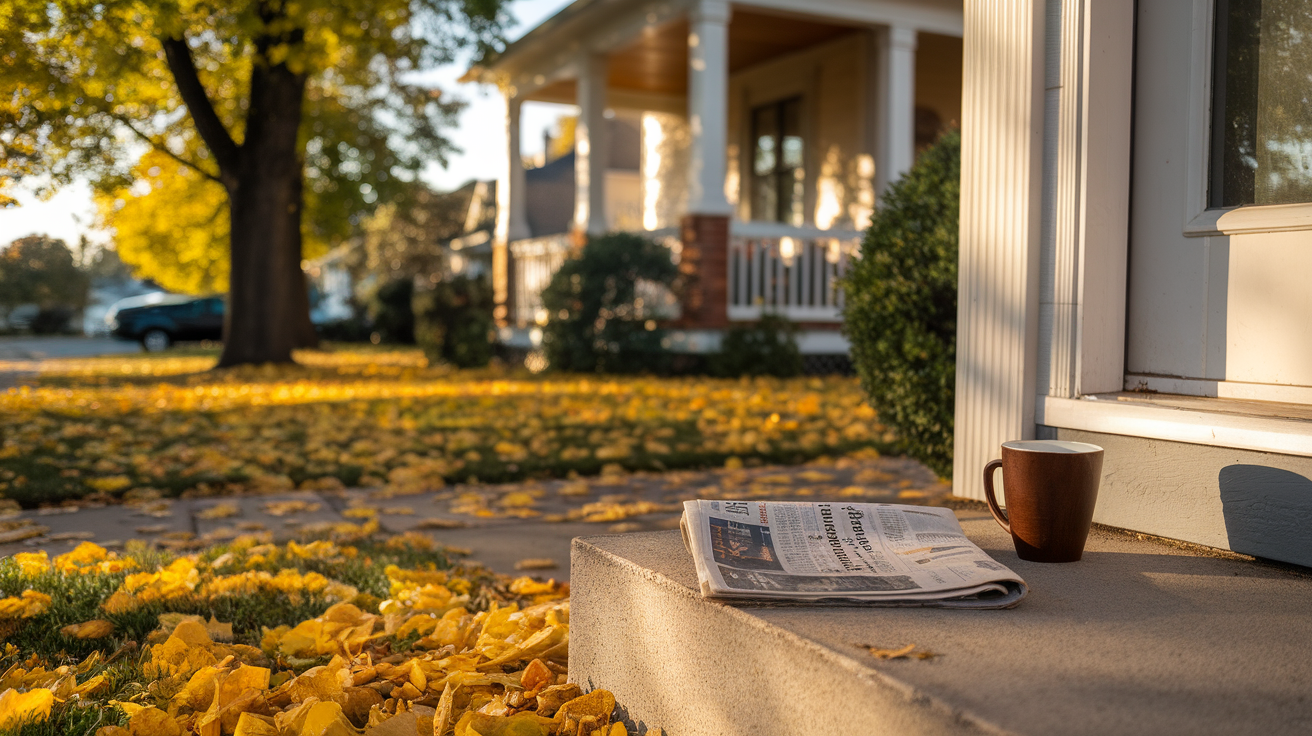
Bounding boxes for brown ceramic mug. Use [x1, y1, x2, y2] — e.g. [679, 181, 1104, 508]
[983, 440, 1103, 563]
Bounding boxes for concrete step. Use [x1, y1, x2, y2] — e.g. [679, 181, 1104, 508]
[568, 510, 1312, 736]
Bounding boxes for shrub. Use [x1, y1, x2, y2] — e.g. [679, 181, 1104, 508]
[413, 274, 495, 368]
[841, 129, 960, 478]
[316, 314, 373, 342]
[540, 232, 678, 373]
[29, 307, 76, 335]
[367, 277, 415, 344]
[710, 314, 803, 377]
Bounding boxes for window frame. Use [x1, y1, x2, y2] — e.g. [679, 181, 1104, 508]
[1184, 0, 1312, 237]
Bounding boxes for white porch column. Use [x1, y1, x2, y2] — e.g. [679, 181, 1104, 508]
[875, 25, 918, 195]
[574, 52, 609, 235]
[686, 0, 732, 215]
[953, 0, 1045, 500]
[497, 93, 530, 245]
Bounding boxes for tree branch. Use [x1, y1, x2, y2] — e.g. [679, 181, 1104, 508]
[161, 36, 241, 182]
[113, 114, 224, 184]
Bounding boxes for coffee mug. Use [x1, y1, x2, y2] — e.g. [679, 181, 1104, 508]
[983, 440, 1103, 563]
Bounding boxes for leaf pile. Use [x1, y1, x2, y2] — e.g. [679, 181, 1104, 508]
[0, 534, 625, 736]
[0, 349, 888, 508]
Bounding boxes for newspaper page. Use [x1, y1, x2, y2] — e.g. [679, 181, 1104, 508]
[681, 500, 1027, 609]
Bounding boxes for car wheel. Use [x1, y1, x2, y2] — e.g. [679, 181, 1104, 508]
[142, 329, 172, 352]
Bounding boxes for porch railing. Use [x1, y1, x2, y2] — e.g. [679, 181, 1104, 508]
[510, 234, 572, 326]
[727, 222, 863, 323]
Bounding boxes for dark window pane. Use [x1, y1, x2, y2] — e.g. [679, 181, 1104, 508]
[1212, 0, 1312, 207]
[751, 97, 805, 222]
[752, 106, 778, 177]
[781, 99, 804, 169]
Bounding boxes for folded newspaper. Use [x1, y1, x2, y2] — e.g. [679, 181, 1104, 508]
[681, 500, 1027, 609]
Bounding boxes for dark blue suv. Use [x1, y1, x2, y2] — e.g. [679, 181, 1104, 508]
[106, 294, 225, 351]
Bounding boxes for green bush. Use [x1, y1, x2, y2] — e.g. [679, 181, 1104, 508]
[841, 130, 960, 478]
[710, 314, 803, 377]
[367, 277, 415, 344]
[540, 232, 678, 373]
[413, 274, 495, 368]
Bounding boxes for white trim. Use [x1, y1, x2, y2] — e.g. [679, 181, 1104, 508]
[1182, 0, 1215, 231]
[727, 306, 843, 323]
[730, 221, 863, 240]
[1184, 202, 1312, 237]
[1124, 374, 1312, 406]
[736, 0, 964, 37]
[1040, 396, 1312, 458]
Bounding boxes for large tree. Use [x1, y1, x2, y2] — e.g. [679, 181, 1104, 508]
[1, 0, 506, 365]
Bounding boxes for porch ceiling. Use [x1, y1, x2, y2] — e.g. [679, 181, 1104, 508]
[523, 8, 858, 104]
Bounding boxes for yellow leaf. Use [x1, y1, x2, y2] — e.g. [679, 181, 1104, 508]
[0, 590, 51, 619]
[197, 503, 241, 520]
[12, 552, 49, 576]
[234, 713, 279, 736]
[127, 706, 182, 736]
[0, 688, 54, 731]
[60, 619, 115, 639]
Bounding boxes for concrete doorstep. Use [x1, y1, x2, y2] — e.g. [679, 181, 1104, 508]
[568, 509, 1312, 736]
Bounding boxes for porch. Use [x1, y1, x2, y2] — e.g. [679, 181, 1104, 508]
[464, 0, 963, 347]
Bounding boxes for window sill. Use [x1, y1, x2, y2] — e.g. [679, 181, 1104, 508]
[1184, 201, 1312, 237]
[1038, 394, 1312, 458]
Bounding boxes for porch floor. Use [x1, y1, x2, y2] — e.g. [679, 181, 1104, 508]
[569, 509, 1312, 736]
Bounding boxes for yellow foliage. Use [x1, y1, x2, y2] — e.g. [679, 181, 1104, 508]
[98, 150, 231, 295]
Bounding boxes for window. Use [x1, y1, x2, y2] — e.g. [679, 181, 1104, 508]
[1211, 0, 1312, 207]
[750, 98, 805, 224]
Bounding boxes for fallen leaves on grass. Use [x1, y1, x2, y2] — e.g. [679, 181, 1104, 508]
[0, 349, 887, 508]
[0, 533, 623, 736]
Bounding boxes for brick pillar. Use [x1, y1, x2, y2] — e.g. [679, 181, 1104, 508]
[492, 241, 512, 326]
[678, 213, 730, 329]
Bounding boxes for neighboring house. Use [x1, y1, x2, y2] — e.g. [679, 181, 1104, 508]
[955, 0, 1312, 567]
[304, 180, 503, 321]
[463, 0, 964, 354]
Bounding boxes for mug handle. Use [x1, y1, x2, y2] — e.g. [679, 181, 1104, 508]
[983, 459, 1011, 534]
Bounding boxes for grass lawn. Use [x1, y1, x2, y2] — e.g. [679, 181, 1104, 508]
[0, 347, 889, 509]
[0, 531, 607, 736]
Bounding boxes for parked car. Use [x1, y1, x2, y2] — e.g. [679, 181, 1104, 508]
[106, 293, 224, 351]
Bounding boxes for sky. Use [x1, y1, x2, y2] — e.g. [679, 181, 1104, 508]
[0, 0, 577, 248]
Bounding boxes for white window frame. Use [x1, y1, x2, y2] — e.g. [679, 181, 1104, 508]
[1182, 0, 1312, 238]
[1033, 0, 1312, 459]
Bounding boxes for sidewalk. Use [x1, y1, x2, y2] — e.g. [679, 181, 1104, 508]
[0, 455, 948, 578]
[0, 336, 142, 389]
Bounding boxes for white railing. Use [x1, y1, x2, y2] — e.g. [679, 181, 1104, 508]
[727, 222, 862, 322]
[510, 234, 572, 326]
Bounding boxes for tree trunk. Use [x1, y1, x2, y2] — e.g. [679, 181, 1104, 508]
[216, 62, 318, 367]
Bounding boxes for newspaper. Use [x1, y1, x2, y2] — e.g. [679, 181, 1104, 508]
[681, 500, 1027, 609]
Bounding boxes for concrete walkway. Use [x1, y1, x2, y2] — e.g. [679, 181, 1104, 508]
[0, 336, 142, 389]
[0, 455, 949, 578]
[570, 512, 1312, 736]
